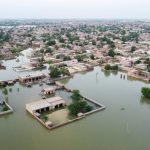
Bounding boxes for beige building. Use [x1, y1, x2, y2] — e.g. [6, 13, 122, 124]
[19, 73, 45, 84]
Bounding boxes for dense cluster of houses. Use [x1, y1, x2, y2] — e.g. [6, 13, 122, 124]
[0, 20, 150, 81]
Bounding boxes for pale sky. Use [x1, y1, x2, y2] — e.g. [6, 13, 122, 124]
[0, 0, 150, 19]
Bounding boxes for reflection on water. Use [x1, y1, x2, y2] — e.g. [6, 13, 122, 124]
[140, 96, 150, 105]
[102, 69, 111, 77]
[0, 60, 150, 150]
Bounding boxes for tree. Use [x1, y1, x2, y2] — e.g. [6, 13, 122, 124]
[105, 64, 111, 70]
[108, 49, 115, 57]
[48, 60, 53, 65]
[74, 54, 87, 62]
[135, 60, 141, 64]
[131, 46, 136, 53]
[105, 64, 118, 70]
[59, 37, 65, 43]
[63, 56, 71, 61]
[144, 58, 150, 65]
[141, 87, 150, 99]
[71, 90, 81, 101]
[49, 67, 61, 78]
[46, 47, 52, 54]
[68, 90, 93, 116]
[49, 66, 69, 78]
[47, 40, 56, 46]
[60, 67, 70, 76]
[3, 106, 9, 111]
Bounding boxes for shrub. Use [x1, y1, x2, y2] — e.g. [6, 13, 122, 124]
[141, 87, 150, 99]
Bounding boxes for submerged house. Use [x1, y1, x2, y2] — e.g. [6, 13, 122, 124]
[42, 87, 56, 95]
[26, 96, 66, 114]
[18, 73, 45, 84]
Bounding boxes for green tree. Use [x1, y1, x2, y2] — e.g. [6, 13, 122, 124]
[47, 40, 56, 46]
[60, 67, 70, 76]
[71, 90, 81, 101]
[63, 56, 71, 61]
[68, 90, 93, 116]
[141, 87, 150, 99]
[49, 67, 61, 78]
[59, 38, 65, 43]
[131, 46, 136, 53]
[108, 49, 115, 57]
[3, 106, 9, 111]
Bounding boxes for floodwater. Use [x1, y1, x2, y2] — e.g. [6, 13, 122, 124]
[0, 48, 49, 81]
[0, 52, 150, 150]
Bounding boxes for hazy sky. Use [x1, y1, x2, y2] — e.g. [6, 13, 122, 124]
[0, 0, 150, 19]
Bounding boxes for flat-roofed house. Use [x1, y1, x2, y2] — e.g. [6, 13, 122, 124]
[26, 100, 50, 114]
[19, 72, 45, 84]
[42, 87, 55, 95]
[46, 96, 66, 109]
[26, 96, 66, 114]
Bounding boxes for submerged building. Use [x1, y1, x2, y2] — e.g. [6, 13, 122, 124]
[18, 72, 45, 84]
[26, 96, 66, 114]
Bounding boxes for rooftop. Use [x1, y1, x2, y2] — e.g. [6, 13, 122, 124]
[26, 96, 66, 113]
[19, 72, 45, 79]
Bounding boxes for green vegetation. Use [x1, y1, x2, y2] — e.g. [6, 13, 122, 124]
[59, 37, 65, 43]
[70, 90, 81, 101]
[3, 106, 9, 111]
[74, 54, 87, 62]
[134, 59, 141, 64]
[121, 32, 139, 43]
[68, 90, 93, 116]
[60, 67, 70, 76]
[100, 37, 115, 48]
[49, 66, 69, 78]
[108, 49, 115, 57]
[56, 54, 65, 59]
[105, 64, 118, 70]
[11, 47, 23, 54]
[0, 31, 10, 43]
[47, 40, 56, 46]
[45, 47, 52, 54]
[144, 58, 150, 65]
[49, 66, 61, 78]
[141, 87, 150, 99]
[63, 56, 71, 61]
[131, 46, 136, 53]
[41, 115, 48, 122]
